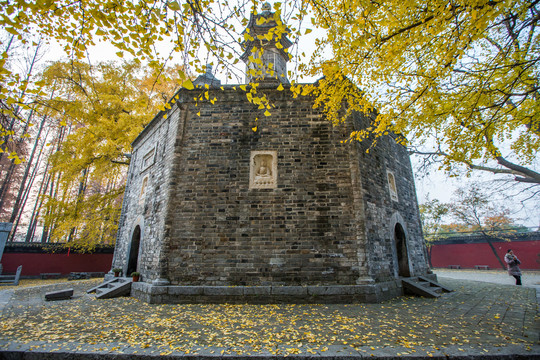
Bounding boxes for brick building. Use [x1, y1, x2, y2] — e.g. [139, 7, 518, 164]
[111, 4, 431, 303]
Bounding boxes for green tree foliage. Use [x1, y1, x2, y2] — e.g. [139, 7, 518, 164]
[422, 186, 527, 240]
[39, 60, 182, 249]
[2, 0, 539, 247]
[447, 185, 524, 237]
[419, 198, 449, 267]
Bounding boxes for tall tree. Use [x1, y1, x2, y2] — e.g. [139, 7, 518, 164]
[38, 60, 181, 249]
[304, 0, 539, 185]
[0, 37, 45, 221]
[2, 0, 539, 186]
[429, 185, 523, 269]
[419, 199, 449, 267]
[0, 0, 253, 163]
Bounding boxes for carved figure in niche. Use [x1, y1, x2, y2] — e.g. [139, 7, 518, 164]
[251, 152, 276, 188]
[256, 160, 272, 178]
[387, 171, 398, 201]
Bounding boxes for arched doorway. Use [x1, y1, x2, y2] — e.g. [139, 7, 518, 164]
[394, 223, 411, 277]
[127, 225, 141, 276]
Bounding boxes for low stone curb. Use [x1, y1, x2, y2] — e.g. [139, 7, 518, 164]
[130, 280, 408, 304]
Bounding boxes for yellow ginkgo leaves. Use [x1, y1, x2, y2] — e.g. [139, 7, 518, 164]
[37, 60, 183, 249]
[304, 0, 540, 184]
[0, 278, 537, 356]
[168, 1, 181, 11]
[182, 79, 195, 90]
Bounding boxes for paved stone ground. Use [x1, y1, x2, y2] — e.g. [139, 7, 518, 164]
[0, 273, 538, 359]
[434, 268, 540, 288]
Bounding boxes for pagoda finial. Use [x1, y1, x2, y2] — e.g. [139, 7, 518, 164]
[193, 64, 221, 88]
[261, 2, 271, 14]
[240, 2, 292, 84]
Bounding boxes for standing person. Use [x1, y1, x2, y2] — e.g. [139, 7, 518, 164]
[504, 249, 522, 285]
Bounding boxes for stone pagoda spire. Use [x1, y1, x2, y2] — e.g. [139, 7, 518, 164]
[240, 2, 293, 84]
[193, 65, 221, 88]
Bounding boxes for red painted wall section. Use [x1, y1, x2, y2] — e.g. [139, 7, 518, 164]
[431, 240, 540, 270]
[1, 253, 113, 276]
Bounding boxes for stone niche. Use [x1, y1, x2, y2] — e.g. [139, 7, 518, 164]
[249, 150, 277, 189]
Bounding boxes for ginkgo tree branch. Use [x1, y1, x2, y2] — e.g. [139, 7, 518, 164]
[306, 0, 539, 192]
[410, 148, 540, 184]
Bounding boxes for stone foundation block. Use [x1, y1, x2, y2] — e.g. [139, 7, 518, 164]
[271, 286, 308, 296]
[168, 286, 203, 296]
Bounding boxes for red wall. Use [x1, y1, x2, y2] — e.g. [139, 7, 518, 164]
[1, 253, 113, 276]
[431, 240, 540, 270]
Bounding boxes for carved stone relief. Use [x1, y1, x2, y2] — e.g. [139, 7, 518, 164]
[250, 151, 277, 189]
[387, 170, 398, 202]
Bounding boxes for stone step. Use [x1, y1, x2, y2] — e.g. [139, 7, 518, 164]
[0, 265, 22, 286]
[96, 280, 132, 299]
[87, 277, 128, 294]
[402, 276, 453, 299]
[418, 276, 454, 293]
[89, 278, 133, 300]
[45, 288, 73, 301]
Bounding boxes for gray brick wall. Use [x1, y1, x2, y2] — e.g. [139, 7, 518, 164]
[113, 85, 429, 292]
[113, 104, 181, 279]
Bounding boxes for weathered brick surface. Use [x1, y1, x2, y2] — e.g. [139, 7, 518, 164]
[113, 105, 181, 280]
[113, 84, 430, 302]
[349, 113, 429, 282]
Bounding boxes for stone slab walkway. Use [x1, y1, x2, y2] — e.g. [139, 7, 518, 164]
[0, 274, 538, 359]
[434, 268, 540, 288]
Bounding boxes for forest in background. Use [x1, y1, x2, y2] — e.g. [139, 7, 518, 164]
[1, 0, 538, 250]
[0, 41, 183, 249]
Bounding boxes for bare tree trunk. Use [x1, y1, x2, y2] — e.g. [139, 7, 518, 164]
[0, 161, 17, 214]
[41, 170, 61, 243]
[40, 126, 66, 243]
[0, 39, 42, 163]
[479, 231, 507, 270]
[10, 128, 48, 242]
[426, 246, 433, 268]
[26, 169, 50, 242]
[0, 34, 17, 164]
[26, 134, 56, 242]
[9, 113, 47, 224]
[485, 238, 506, 270]
[67, 167, 89, 243]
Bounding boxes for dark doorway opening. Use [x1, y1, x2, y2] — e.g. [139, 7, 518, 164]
[395, 223, 411, 277]
[127, 225, 141, 276]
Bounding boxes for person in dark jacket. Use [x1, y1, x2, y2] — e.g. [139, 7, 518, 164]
[504, 249, 522, 285]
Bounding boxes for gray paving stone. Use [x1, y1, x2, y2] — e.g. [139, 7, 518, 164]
[0, 274, 538, 359]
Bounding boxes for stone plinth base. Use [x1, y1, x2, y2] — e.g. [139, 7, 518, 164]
[130, 280, 409, 304]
